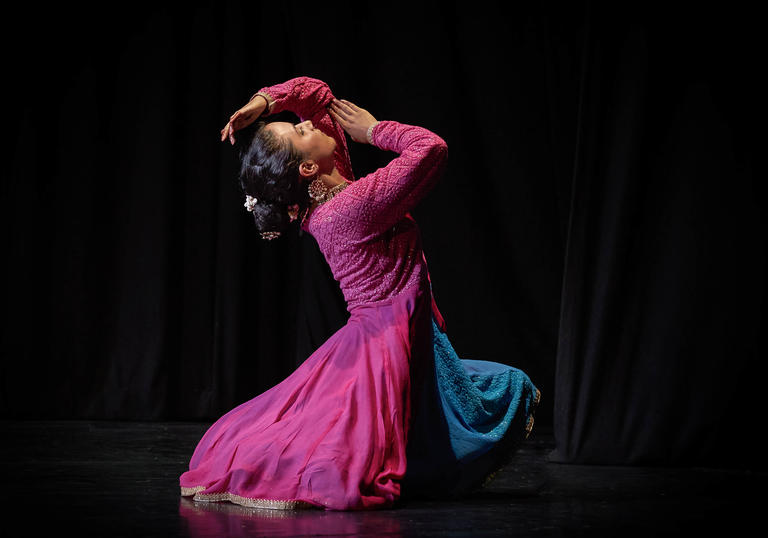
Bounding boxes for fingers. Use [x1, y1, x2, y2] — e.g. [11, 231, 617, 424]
[221, 107, 252, 144]
[329, 102, 348, 123]
[229, 110, 242, 128]
[331, 99, 355, 118]
[222, 123, 237, 144]
[330, 99, 371, 144]
[341, 99, 361, 111]
[221, 103, 254, 143]
[221, 123, 231, 142]
[220, 122, 236, 144]
[329, 100, 343, 118]
[221, 110, 240, 143]
[329, 108, 347, 127]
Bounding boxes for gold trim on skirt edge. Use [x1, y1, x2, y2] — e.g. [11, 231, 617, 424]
[525, 388, 542, 439]
[180, 486, 318, 510]
[482, 387, 542, 489]
[181, 388, 543, 507]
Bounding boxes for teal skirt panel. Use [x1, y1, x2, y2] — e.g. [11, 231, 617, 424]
[402, 314, 540, 499]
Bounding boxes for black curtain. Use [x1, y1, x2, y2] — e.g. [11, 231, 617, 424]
[550, 4, 765, 467]
[2, 1, 762, 468]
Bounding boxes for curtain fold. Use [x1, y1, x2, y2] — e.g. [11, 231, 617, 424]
[551, 3, 764, 466]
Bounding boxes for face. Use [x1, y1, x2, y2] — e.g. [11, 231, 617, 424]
[265, 120, 337, 176]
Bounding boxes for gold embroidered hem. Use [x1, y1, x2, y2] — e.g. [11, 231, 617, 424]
[481, 388, 542, 490]
[180, 486, 318, 511]
[525, 388, 542, 440]
[180, 485, 206, 496]
[180, 496, 309, 519]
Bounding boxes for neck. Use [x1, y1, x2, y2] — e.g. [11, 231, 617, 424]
[317, 167, 347, 187]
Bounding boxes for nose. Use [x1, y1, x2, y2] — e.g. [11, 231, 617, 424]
[299, 120, 314, 130]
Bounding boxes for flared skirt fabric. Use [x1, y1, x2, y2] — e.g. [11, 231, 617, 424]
[402, 315, 540, 498]
[179, 279, 434, 511]
[179, 278, 540, 510]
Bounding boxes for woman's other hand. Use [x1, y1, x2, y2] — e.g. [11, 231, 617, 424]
[329, 99, 379, 144]
[221, 95, 269, 145]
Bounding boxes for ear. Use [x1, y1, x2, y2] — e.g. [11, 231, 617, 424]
[298, 160, 319, 179]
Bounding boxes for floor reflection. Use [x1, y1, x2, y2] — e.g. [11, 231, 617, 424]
[178, 497, 403, 537]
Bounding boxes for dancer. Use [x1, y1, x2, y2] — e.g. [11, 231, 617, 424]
[179, 76, 539, 510]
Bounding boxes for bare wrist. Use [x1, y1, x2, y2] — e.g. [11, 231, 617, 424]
[250, 92, 273, 114]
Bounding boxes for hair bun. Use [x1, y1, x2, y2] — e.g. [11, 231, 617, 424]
[239, 121, 310, 241]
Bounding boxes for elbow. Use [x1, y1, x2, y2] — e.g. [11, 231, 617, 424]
[420, 134, 448, 183]
[427, 134, 448, 163]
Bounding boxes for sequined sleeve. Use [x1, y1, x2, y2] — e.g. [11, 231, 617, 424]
[337, 120, 447, 241]
[254, 76, 354, 182]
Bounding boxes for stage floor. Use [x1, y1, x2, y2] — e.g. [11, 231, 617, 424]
[1, 420, 761, 536]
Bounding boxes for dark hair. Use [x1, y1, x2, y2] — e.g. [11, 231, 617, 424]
[235, 120, 311, 237]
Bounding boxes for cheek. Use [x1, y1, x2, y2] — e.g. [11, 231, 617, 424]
[317, 135, 334, 154]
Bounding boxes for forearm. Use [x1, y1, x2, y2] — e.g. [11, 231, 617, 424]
[252, 76, 335, 123]
[369, 121, 447, 158]
[369, 121, 448, 209]
[343, 120, 447, 235]
[248, 93, 272, 113]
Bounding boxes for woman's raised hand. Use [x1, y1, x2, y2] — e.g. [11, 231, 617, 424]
[329, 99, 379, 144]
[220, 95, 269, 145]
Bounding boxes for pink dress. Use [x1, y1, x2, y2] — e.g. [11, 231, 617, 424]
[179, 77, 449, 510]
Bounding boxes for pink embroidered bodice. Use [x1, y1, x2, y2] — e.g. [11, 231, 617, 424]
[257, 77, 447, 312]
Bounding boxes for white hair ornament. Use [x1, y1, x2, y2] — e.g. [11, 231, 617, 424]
[244, 195, 259, 212]
[244, 195, 301, 240]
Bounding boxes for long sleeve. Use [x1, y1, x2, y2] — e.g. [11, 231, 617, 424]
[337, 120, 447, 241]
[255, 76, 354, 182]
[256, 76, 333, 125]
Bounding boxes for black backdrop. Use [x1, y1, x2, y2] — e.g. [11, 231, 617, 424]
[2, 1, 763, 468]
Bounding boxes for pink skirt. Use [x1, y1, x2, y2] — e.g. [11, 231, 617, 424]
[179, 278, 433, 511]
